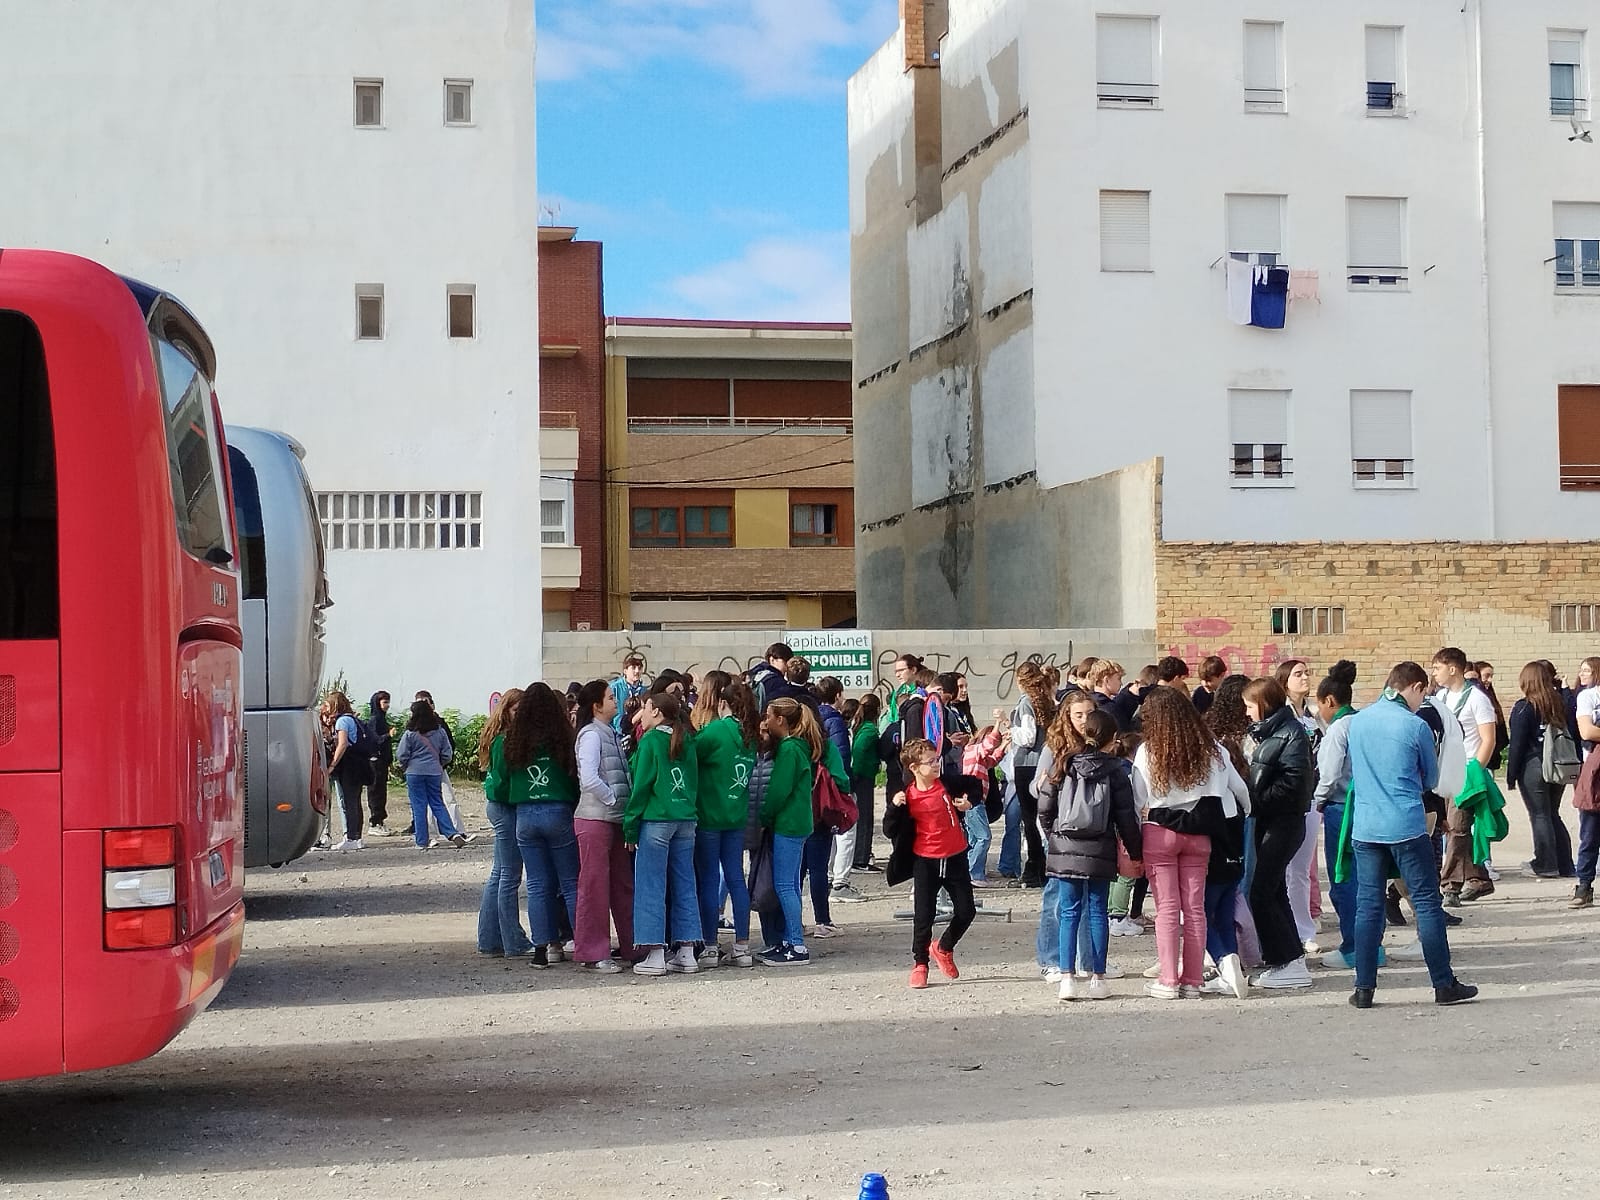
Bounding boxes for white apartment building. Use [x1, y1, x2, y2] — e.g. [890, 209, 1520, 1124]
[0, 0, 541, 710]
[850, 0, 1600, 672]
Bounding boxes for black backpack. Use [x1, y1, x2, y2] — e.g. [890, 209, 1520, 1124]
[346, 715, 379, 759]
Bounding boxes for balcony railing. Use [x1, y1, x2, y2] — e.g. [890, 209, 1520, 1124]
[1353, 457, 1415, 486]
[1244, 87, 1286, 112]
[1098, 81, 1159, 108]
[627, 415, 853, 433]
[1560, 462, 1600, 490]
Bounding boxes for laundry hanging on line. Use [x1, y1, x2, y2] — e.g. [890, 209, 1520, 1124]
[1225, 260, 1290, 329]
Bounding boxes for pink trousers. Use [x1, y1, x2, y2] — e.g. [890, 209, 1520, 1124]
[1143, 823, 1209, 987]
[574, 818, 634, 964]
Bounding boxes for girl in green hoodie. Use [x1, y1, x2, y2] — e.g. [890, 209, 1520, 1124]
[624, 692, 702, 977]
[692, 679, 762, 966]
[757, 697, 827, 965]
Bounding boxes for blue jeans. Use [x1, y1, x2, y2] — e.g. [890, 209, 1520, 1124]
[1204, 880, 1240, 961]
[1323, 801, 1356, 955]
[997, 785, 1022, 877]
[1057, 878, 1111, 974]
[1577, 810, 1600, 889]
[478, 799, 531, 955]
[406, 774, 458, 847]
[1036, 877, 1062, 966]
[802, 828, 833, 926]
[1240, 814, 1257, 896]
[634, 819, 700, 947]
[514, 803, 580, 946]
[965, 805, 993, 879]
[1355, 836, 1454, 990]
[759, 832, 808, 949]
[696, 827, 750, 943]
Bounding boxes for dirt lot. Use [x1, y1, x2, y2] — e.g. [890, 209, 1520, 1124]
[3, 795, 1599, 1200]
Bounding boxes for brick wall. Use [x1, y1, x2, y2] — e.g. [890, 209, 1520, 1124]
[538, 237, 605, 629]
[1157, 539, 1600, 699]
[630, 546, 855, 595]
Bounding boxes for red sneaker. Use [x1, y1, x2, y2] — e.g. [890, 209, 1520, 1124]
[930, 943, 959, 979]
[909, 963, 929, 989]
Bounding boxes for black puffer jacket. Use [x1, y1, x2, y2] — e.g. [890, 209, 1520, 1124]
[1033, 749, 1143, 881]
[1248, 705, 1314, 818]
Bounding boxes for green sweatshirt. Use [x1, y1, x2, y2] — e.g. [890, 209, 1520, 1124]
[762, 736, 817, 838]
[484, 736, 578, 807]
[692, 716, 755, 832]
[850, 722, 880, 783]
[623, 724, 699, 843]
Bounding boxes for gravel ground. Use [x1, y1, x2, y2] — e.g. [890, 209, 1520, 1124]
[4, 794, 1599, 1200]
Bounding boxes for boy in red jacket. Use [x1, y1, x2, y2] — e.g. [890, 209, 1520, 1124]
[888, 738, 978, 989]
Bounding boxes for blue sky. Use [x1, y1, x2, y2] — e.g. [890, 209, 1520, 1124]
[537, 0, 898, 322]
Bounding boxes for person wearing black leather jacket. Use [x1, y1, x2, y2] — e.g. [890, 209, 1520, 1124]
[1243, 677, 1316, 989]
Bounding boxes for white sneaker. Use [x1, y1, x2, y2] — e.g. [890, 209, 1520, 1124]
[727, 943, 756, 968]
[333, 838, 363, 852]
[1142, 963, 1162, 980]
[633, 948, 668, 976]
[562, 940, 576, 955]
[1144, 980, 1180, 1000]
[1109, 917, 1144, 937]
[1301, 939, 1321, 957]
[1100, 963, 1126, 981]
[1485, 860, 1501, 881]
[1218, 953, 1248, 999]
[1201, 975, 1234, 995]
[580, 958, 622, 974]
[366, 824, 392, 838]
[1044, 966, 1064, 984]
[1058, 975, 1081, 1002]
[1252, 959, 1315, 990]
[667, 945, 700, 974]
[1388, 937, 1426, 961]
[545, 942, 565, 964]
[1087, 977, 1111, 1000]
[698, 945, 722, 969]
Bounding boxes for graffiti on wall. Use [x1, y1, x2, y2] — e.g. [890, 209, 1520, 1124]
[1166, 618, 1282, 678]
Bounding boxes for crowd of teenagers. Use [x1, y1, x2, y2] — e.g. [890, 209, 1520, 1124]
[315, 643, 1600, 1005]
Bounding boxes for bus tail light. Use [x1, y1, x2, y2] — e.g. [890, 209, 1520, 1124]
[102, 826, 182, 950]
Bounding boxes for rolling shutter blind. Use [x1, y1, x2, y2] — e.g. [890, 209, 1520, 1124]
[1097, 16, 1154, 84]
[1244, 22, 1282, 91]
[1100, 191, 1151, 271]
[1348, 198, 1405, 268]
[1229, 390, 1289, 445]
[1350, 391, 1412, 459]
[1366, 27, 1400, 83]
[1551, 32, 1583, 66]
[1227, 194, 1283, 256]
[1554, 202, 1600, 240]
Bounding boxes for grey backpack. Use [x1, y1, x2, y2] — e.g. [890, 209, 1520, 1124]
[1053, 770, 1113, 838]
[1543, 723, 1582, 786]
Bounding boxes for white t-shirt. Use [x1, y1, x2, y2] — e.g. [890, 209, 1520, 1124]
[1434, 685, 1496, 756]
[1578, 686, 1600, 757]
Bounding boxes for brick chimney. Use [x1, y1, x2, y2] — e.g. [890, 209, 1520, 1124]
[902, 0, 948, 71]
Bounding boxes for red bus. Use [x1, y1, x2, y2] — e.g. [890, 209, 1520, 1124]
[0, 249, 245, 1081]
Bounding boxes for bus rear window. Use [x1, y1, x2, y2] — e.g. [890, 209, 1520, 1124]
[0, 312, 58, 639]
[154, 338, 232, 564]
[226, 446, 267, 600]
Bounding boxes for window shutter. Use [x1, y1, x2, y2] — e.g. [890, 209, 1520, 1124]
[1554, 202, 1600, 241]
[1243, 22, 1282, 92]
[1365, 26, 1400, 84]
[1228, 390, 1290, 445]
[1349, 391, 1412, 459]
[1348, 197, 1406, 268]
[1551, 32, 1583, 66]
[1100, 190, 1151, 271]
[1227, 194, 1283, 256]
[1097, 16, 1154, 85]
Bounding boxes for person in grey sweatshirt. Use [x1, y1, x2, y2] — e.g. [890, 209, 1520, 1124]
[573, 680, 635, 972]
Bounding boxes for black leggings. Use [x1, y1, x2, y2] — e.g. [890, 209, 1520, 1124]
[1014, 764, 1044, 882]
[852, 777, 877, 867]
[1249, 808, 1308, 968]
[912, 852, 976, 964]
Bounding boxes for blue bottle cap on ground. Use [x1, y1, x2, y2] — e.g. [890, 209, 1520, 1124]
[859, 1173, 889, 1200]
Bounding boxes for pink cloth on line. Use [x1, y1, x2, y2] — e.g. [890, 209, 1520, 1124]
[1288, 269, 1320, 303]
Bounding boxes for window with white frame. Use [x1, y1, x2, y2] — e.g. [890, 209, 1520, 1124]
[1096, 15, 1159, 107]
[355, 285, 384, 340]
[1273, 606, 1345, 636]
[1554, 203, 1600, 289]
[1349, 390, 1414, 486]
[354, 79, 384, 127]
[1365, 26, 1405, 113]
[1243, 21, 1286, 112]
[1099, 190, 1151, 271]
[1226, 193, 1285, 266]
[540, 476, 574, 545]
[1228, 389, 1292, 483]
[1347, 197, 1408, 287]
[445, 79, 474, 125]
[1551, 31, 1588, 118]
[447, 286, 476, 338]
[315, 491, 482, 550]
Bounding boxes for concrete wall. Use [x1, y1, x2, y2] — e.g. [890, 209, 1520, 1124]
[543, 627, 1158, 719]
[0, 0, 540, 711]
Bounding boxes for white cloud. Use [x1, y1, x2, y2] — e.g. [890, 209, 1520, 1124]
[538, 0, 899, 99]
[662, 232, 850, 322]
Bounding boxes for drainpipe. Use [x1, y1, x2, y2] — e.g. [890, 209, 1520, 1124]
[1471, 0, 1499, 539]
